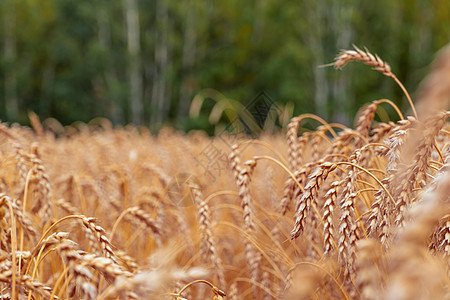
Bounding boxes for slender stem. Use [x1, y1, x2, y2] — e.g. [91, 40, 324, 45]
[109, 208, 132, 243]
[253, 155, 304, 193]
[217, 203, 295, 267]
[31, 215, 86, 261]
[237, 139, 288, 166]
[5, 198, 17, 300]
[377, 98, 404, 120]
[434, 140, 444, 163]
[291, 113, 338, 138]
[22, 170, 33, 300]
[220, 221, 285, 279]
[336, 162, 396, 205]
[177, 279, 215, 295]
[392, 75, 418, 119]
[204, 190, 239, 204]
[328, 123, 349, 131]
[234, 277, 278, 298]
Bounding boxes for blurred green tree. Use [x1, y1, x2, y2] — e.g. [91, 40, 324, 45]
[0, 0, 448, 130]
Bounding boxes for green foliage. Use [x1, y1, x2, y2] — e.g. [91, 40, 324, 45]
[0, 0, 447, 130]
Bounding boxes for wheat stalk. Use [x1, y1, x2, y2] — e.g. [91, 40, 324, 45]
[335, 45, 418, 119]
[335, 45, 393, 77]
[29, 145, 54, 225]
[291, 162, 337, 239]
[189, 182, 225, 287]
[393, 112, 448, 226]
[0, 269, 59, 299]
[81, 217, 117, 263]
[355, 239, 383, 300]
[323, 181, 339, 255]
[311, 126, 329, 162]
[0, 44, 446, 300]
[124, 206, 160, 236]
[287, 116, 302, 171]
[355, 101, 381, 147]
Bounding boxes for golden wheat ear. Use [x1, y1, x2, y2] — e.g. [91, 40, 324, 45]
[335, 45, 393, 77]
[334, 45, 418, 119]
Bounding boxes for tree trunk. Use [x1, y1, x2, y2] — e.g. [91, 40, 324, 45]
[331, 0, 354, 125]
[124, 0, 143, 124]
[97, 7, 124, 123]
[306, 0, 329, 119]
[3, 0, 19, 121]
[177, 0, 197, 120]
[151, 0, 170, 125]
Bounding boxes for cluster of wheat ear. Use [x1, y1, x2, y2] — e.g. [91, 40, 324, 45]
[0, 45, 448, 299]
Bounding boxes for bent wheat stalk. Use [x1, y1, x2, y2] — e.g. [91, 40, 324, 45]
[335, 45, 418, 119]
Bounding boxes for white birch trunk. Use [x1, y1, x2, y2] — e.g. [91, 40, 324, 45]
[124, 0, 143, 124]
[331, 0, 354, 125]
[97, 8, 124, 123]
[151, 0, 170, 125]
[3, 0, 19, 120]
[178, 0, 197, 119]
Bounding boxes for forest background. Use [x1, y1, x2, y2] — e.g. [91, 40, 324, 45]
[1, 0, 449, 132]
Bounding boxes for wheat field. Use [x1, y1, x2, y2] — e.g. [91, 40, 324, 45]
[0, 46, 449, 299]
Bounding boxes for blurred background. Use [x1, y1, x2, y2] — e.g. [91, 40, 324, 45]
[0, 0, 449, 132]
